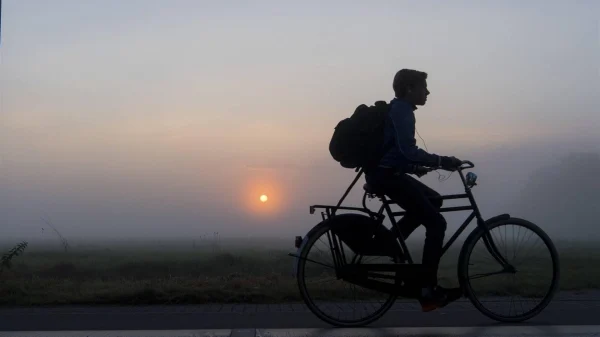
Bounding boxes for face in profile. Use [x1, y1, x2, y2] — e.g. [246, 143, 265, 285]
[408, 80, 430, 106]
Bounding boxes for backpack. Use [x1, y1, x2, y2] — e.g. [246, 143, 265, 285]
[329, 100, 391, 170]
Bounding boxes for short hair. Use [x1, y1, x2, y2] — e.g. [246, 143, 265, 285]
[393, 69, 428, 98]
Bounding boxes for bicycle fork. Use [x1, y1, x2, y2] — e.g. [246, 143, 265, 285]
[480, 225, 516, 272]
[465, 179, 515, 273]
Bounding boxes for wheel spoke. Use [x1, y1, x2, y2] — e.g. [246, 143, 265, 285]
[469, 269, 510, 280]
[291, 253, 335, 269]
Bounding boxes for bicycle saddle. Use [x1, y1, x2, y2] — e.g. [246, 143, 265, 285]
[363, 183, 385, 196]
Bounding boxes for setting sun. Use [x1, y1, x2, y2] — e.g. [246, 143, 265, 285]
[242, 177, 283, 217]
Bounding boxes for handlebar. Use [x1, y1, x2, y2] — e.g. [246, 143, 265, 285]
[460, 160, 475, 169]
[415, 160, 475, 174]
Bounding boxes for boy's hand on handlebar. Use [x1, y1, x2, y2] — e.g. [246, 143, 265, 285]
[440, 156, 463, 171]
[413, 166, 431, 177]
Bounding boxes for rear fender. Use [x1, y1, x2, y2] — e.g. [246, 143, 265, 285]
[292, 213, 393, 277]
[292, 217, 333, 277]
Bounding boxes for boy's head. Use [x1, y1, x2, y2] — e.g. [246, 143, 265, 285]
[393, 69, 430, 106]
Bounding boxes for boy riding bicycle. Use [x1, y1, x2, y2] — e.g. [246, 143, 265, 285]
[365, 69, 463, 312]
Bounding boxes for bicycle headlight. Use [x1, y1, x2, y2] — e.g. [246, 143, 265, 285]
[466, 172, 478, 187]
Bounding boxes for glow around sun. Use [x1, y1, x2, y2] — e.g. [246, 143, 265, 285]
[241, 178, 281, 215]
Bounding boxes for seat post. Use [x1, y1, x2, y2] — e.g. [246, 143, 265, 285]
[332, 168, 364, 216]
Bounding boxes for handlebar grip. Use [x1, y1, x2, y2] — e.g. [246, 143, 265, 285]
[461, 160, 475, 169]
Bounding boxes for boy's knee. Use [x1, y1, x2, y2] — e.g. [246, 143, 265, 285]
[427, 214, 447, 236]
[429, 191, 443, 209]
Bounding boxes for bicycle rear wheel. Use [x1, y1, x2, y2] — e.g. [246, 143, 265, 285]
[458, 217, 560, 322]
[296, 215, 402, 327]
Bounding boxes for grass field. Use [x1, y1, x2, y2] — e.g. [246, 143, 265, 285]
[0, 238, 598, 306]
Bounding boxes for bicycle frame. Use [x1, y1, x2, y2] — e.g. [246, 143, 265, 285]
[307, 163, 511, 269]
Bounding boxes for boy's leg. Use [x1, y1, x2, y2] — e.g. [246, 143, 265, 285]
[382, 173, 461, 310]
[394, 175, 443, 241]
[385, 175, 445, 285]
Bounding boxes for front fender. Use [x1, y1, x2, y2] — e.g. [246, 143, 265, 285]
[483, 214, 510, 226]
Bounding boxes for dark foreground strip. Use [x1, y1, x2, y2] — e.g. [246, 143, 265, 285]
[2, 325, 600, 337]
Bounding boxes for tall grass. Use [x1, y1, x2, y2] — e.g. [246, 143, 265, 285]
[0, 239, 597, 305]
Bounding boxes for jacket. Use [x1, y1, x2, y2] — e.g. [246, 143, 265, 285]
[377, 98, 442, 171]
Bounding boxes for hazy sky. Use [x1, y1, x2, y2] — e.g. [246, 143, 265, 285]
[1, 1, 599, 243]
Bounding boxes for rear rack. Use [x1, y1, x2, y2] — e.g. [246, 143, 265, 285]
[308, 168, 383, 221]
[309, 205, 379, 219]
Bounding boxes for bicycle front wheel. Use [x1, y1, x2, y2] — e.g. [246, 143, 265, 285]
[458, 217, 560, 322]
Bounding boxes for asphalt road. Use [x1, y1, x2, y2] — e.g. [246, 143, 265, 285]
[0, 292, 599, 332]
[1, 326, 600, 337]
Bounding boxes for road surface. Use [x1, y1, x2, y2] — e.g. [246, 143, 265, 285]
[0, 291, 598, 336]
[1, 326, 600, 337]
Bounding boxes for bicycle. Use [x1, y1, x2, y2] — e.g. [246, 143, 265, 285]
[289, 161, 560, 327]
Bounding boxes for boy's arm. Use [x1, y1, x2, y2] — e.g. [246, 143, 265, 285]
[389, 111, 442, 167]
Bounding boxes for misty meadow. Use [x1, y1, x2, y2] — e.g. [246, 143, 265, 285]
[1, 151, 599, 305]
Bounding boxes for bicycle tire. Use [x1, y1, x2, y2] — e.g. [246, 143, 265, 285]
[296, 214, 402, 327]
[458, 217, 560, 322]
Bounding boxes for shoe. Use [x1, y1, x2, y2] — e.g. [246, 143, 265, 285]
[418, 285, 463, 312]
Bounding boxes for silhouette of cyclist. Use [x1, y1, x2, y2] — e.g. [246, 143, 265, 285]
[365, 69, 463, 312]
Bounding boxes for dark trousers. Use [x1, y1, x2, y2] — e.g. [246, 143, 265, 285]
[365, 168, 446, 286]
